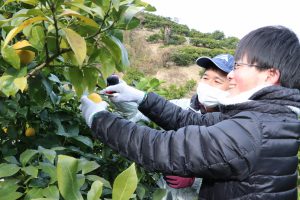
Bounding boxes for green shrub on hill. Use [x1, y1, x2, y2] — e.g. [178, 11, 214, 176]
[167, 34, 186, 45]
[146, 33, 163, 43]
[170, 46, 235, 66]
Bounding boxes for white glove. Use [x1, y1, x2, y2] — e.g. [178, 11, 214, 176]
[101, 82, 146, 104]
[112, 101, 139, 119]
[80, 96, 108, 127]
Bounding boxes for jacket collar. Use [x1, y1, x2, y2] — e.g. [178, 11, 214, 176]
[219, 86, 300, 117]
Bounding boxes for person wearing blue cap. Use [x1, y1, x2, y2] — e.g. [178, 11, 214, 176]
[161, 54, 234, 199]
[189, 54, 234, 113]
[80, 26, 300, 200]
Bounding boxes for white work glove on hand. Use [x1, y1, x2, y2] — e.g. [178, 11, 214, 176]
[101, 82, 146, 104]
[80, 96, 108, 127]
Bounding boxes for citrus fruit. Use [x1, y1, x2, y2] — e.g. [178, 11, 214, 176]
[25, 127, 36, 137]
[88, 93, 102, 103]
[13, 40, 35, 65]
[2, 127, 8, 134]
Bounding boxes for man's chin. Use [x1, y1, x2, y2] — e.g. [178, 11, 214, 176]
[227, 89, 239, 97]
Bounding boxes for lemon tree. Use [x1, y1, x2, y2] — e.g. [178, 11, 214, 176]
[0, 1, 158, 199]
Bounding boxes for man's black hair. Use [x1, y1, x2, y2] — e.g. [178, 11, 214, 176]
[235, 26, 300, 89]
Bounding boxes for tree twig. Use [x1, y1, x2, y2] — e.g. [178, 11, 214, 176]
[85, 0, 112, 40]
[26, 48, 71, 78]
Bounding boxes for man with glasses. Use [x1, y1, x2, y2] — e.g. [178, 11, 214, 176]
[105, 54, 234, 200]
[81, 26, 300, 199]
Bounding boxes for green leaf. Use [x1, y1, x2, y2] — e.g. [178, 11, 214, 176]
[112, 163, 138, 200]
[101, 35, 129, 72]
[59, 9, 97, 28]
[0, 179, 22, 200]
[76, 174, 85, 189]
[1, 45, 20, 69]
[57, 155, 83, 200]
[86, 175, 112, 189]
[20, 149, 38, 166]
[67, 67, 85, 97]
[119, 6, 144, 29]
[39, 162, 57, 184]
[72, 135, 93, 148]
[42, 185, 59, 199]
[22, 165, 39, 178]
[20, 0, 39, 6]
[78, 159, 100, 175]
[4, 156, 20, 165]
[38, 146, 56, 164]
[136, 184, 146, 200]
[82, 67, 99, 93]
[0, 18, 11, 27]
[3, 16, 47, 48]
[87, 181, 103, 200]
[63, 28, 87, 66]
[30, 25, 45, 50]
[0, 163, 20, 178]
[0, 67, 28, 96]
[101, 35, 121, 62]
[134, 0, 156, 11]
[64, 2, 93, 14]
[152, 188, 167, 200]
[149, 78, 160, 88]
[98, 48, 116, 80]
[13, 77, 27, 92]
[112, 0, 120, 11]
[24, 188, 44, 199]
[120, 17, 140, 30]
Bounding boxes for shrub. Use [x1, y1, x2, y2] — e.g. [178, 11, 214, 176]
[167, 34, 186, 45]
[169, 46, 235, 66]
[146, 33, 163, 43]
[160, 79, 197, 99]
[123, 67, 145, 85]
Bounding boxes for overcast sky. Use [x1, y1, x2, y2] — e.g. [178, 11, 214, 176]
[144, 0, 300, 39]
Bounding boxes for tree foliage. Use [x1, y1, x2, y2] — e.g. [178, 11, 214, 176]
[0, 0, 160, 199]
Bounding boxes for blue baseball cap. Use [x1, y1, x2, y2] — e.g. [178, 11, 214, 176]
[196, 54, 234, 73]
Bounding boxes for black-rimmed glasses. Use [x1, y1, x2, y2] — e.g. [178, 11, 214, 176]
[233, 62, 259, 70]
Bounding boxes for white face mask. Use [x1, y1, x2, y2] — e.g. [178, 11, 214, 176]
[197, 82, 229, 108]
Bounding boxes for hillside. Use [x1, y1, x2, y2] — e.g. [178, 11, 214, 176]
[122, 13, 238, 91]
[124, 29, 202, 88]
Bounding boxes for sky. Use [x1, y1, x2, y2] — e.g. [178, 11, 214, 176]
[143, 0, 300, 39]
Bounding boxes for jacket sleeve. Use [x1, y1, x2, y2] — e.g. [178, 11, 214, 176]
[91, 110, 262, 180]
[138, 92, 221, 130]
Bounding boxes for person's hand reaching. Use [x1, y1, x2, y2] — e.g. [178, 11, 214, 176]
[80, 95, 108, 127]
[101, 82, 146, 104]
[163, 175, 195, 189]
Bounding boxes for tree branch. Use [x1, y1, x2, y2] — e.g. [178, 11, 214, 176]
[85, 0, 112, 40]
[26, 48, 71, 78]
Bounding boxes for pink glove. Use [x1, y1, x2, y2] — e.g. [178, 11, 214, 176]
[164, 175, 195, 189]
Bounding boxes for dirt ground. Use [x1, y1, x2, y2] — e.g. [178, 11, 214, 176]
[155, 64, 201, 86]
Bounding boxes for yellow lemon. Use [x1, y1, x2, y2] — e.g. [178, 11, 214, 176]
[25, 127, 36, 137]
[2, 128, 8, 134]
[88, 93, 102, 103]
[13, 40, 35, 65]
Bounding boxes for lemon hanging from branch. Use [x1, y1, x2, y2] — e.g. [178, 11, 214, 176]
[13, 40, 35, 65]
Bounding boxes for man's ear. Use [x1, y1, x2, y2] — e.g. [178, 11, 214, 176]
[266, 68, 280, 85]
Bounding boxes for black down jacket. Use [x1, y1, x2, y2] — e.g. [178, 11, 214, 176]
[91, 86, 300, 200]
